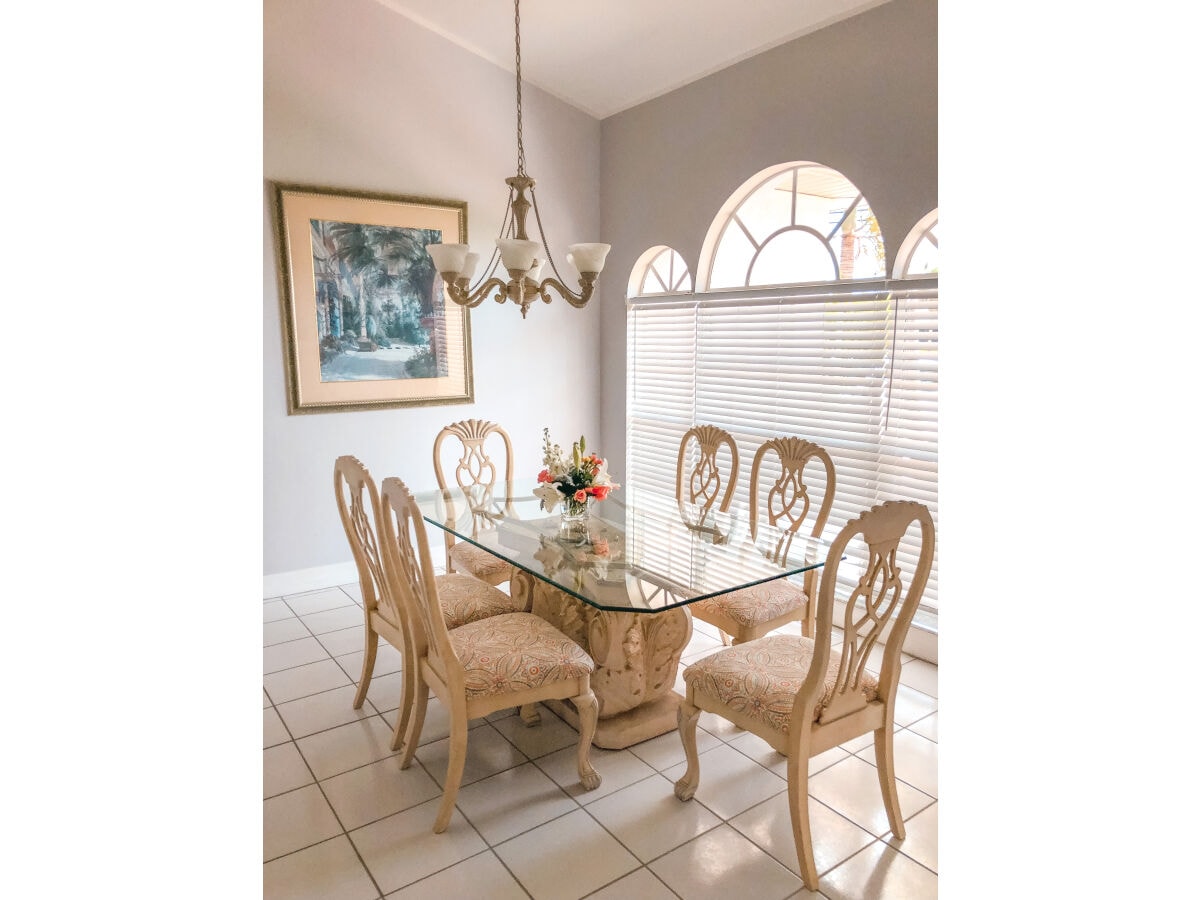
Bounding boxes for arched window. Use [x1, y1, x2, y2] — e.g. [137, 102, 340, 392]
[628, 166, 939, 655]
[700, 162, 885, 290]
[894, 208, 938, 277]
[627, 246, 692, 296]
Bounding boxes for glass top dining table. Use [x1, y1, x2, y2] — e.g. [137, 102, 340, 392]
[412, 480, 829, 614]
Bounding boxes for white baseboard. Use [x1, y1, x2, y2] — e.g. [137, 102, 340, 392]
[263, 561, 360, 599]
[902, 623, 938, 665]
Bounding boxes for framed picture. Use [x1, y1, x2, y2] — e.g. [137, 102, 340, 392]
[271, 182, 474, 414]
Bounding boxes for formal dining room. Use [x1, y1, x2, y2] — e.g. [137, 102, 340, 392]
[262, 1, 940, 897]
[11, 0, 1190, 895]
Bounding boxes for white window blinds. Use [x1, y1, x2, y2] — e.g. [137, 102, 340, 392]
[627, 278, 938, 617]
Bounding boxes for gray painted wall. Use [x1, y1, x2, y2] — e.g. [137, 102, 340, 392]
[263, 0, 936, 585]
[596, 0, 937, 479]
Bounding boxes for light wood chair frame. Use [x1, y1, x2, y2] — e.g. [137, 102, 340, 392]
[432, 418, 517, 585]
[377, 475, 601, 833]
[674, 500, 935, 891]
[691, 436, 836, 642]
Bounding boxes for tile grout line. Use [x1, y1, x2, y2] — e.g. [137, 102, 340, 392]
[266, 588, 936, 896]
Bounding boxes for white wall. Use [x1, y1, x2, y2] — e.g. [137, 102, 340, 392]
[264, 0, 603, 584]
[595, 0, 938, 476]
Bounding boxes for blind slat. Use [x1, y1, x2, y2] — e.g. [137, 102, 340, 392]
[628, 284, 938, 614]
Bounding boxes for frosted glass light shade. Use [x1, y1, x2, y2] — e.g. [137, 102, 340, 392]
[527, 260, 544, 282]
[426, 243, 469, 274]
[496, 239, 541, 271]
[461, 252, 480, 282]
[567, 243, 611, 274]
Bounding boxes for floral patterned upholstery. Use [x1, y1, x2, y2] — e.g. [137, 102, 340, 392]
[436, 573, 526, 629]
[683, 634, 879, 735]
[688, 579, 807, 628]
[448, 542, 514, 583]
[448, 612, 594, 699]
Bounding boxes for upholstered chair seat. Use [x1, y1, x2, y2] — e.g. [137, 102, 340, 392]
[435, 572, 525, 628]
[448, 612, 594, 698]
[688, 580, 808, 632]
[447, 542, 514, 588]
[682, 634, 878, 735]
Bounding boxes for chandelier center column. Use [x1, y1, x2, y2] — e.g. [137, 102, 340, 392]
[505, 175, 536, 242]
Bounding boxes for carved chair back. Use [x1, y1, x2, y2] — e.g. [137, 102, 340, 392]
[333, 455, 403, 627]
[377, 475, 461, 692]
[747, 437, 836, 564]
[675, 424, 740, 520]
[798, 500, 935, 729]
[433, 419, 516, 534]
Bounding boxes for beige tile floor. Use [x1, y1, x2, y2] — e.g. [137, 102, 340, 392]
[264, 581, 938, 899]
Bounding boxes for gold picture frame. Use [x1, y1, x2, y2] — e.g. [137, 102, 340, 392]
[271, 182, 473, 414]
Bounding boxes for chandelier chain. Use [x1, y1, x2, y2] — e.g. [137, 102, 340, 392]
[514, 0, 526, 177]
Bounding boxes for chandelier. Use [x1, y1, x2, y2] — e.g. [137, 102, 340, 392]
[425, 0, 610, 319]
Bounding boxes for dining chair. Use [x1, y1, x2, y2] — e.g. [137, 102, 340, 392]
[333, 455, 527, 751]
[674, 500, 935, 892]
[432, 419, 518, 588]
[675, 424, 740, 527]
[377, 475, 602, 833]
[688, 436, 836, 644]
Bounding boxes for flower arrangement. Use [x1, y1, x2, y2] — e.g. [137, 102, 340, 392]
[532, 428, 620, 517]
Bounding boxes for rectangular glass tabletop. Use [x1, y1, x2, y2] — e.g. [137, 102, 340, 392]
[412, 481, 828, 613]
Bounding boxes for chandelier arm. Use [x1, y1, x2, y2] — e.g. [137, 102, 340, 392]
[447, 277, 510, 309]
[537, 276, 595, 310]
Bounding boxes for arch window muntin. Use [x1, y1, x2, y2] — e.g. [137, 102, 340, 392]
[700, 162, 885, 291]
[628, 245, 693, 297]
[893, 209, 939, 278]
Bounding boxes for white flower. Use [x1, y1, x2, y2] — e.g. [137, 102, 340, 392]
[593, 458, 620, 490]
[533, 482, 565, 514]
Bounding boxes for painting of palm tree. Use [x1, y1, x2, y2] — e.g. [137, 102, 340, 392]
[310, 218, 445, 382]
[274, 183, 472, 413]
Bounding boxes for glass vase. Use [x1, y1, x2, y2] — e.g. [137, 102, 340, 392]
[558, 496, 593, 544]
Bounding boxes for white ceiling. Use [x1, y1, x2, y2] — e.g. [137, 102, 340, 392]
[376, 0, 893, 119]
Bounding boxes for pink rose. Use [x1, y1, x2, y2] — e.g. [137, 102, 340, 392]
[574, 489, 587, 503]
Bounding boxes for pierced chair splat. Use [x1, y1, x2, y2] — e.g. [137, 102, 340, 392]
[675, 424, 740, 530]
[432, 419, 519, 589]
